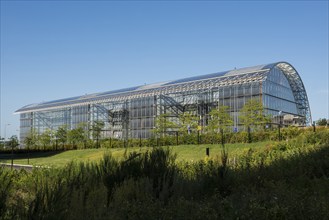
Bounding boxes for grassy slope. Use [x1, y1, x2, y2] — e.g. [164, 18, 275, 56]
[0, 141, 270, 167]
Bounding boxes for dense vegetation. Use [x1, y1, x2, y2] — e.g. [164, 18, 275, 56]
[0, 142, 271, 166]
[1, 128, 328, 219]
[1, 125, 321, 152]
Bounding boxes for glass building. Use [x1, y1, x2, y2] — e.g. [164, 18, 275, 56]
[16, 62, 311, 141]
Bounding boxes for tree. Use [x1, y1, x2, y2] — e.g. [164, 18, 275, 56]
[92, 121, 105, 148]
[239, 99, 270, 143]
[153, 113, 178, 138]
[24, 130, 37, 164]
[177, 112, 199, 135]
[68, 124, 87, 149]
[207, 105, 233, 146]
[56, 125, 68, 149]
[23, 130, 37, 149]
[0, 136, 4, 149]
[9, 135, 19, 168]
[39, 129, 52, 150]
[316, 118, 328, 126]
[9, 135, 19, 148]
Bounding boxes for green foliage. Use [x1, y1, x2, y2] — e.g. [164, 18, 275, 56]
[316, 118, 328, 126]
[24, 129, 38, 149]
[55, 125, 68, 149]
[67, 124, 87, 149]
[101, 138, 125, 148]
[8, 135, 19, 149]
[39, 129, 52, 150]
[0, 137, 4, 149]
[1, 130, 329, 219]
[3, 126, 324, 154]
[177, 112, 199, 134]
[0, 168, 14, 216]
[153, 114, 178, 137]
[207, 106, 233, 149]
[207, 105, 233, 133]
[239, 99, 270, 129]
[91, 121, 104, 140]
[239, 99, 270, 142]
[91, 121, 105, 148]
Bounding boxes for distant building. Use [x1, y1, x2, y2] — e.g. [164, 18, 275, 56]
[16, 62, 311, 140]
[282, 114, 306, 126]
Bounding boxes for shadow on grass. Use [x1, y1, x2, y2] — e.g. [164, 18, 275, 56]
[0, 151, 64, 160]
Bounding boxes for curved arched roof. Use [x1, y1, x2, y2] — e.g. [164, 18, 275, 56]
[264, 62, 311, 125]
[15, 62, 311, 124]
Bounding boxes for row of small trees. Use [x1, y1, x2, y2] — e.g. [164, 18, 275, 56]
[16, 99, 269, 150]
[155, 99, 270, 143]
[22, 121, 105, 150]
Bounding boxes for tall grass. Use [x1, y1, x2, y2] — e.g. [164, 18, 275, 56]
[0, 128, 328, 219]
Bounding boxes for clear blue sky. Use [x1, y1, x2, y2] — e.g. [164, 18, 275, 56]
[1, 1, 328, 139]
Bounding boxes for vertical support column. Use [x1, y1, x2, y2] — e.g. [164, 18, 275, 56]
[232, 86, 234, 131]
[259, 81, 263, 103]
[217, 87, 220, 110]
[124, 100, 129, 141]
[87, 104, 91, 139]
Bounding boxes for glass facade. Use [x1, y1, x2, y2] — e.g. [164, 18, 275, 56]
[17, 62, 311, 141]
[262, 67, 299, 123]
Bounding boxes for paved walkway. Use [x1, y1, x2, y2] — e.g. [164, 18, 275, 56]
[0, 163, 35, 171]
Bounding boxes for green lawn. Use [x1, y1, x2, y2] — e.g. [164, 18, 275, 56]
[0, 141, 271, 167]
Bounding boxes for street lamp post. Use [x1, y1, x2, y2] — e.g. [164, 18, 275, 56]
[4, 124, 11, 148]
[11, 138, 14, 169]
[312, 121, 316, 132]
[139, 118, 142, 148]
[10, 136, 16, 170]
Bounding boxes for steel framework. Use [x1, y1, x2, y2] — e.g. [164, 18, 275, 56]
[16, 62, 311, 140]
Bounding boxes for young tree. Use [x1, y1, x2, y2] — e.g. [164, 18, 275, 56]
[91, 121, 105, 148]
[68, 124, 87, 149]
[0, 136, 4, 149]
[23, 130, 38, 149]
[9, 135, 19, 148]
[9, 135, 19, 167]
[56, 125, 68, 149]
[39, 129, 52, 150]
[67, 129, 76, 149]
[239, 99, 269, 143]
[177, 112, 199, 135]
[24, 130, 37, 164]
[153, 113, 178, 138]
[207, 105, 233, 146]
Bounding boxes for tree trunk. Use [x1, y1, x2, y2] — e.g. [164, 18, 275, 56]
[221, 128, 225, 148]
[248, 126, 252, 143]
